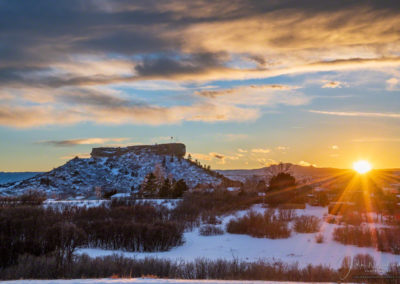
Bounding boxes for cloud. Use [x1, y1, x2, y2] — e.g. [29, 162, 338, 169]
[276, 146, 289, 151]
[2, 0, 400, 129]
[195, 85, 310, 107]
[38, 137, 129, 147]
[386, 77, 399, 90]
[192, 151, 240, 164]
[210, 152, 225, 160]
[237, 148, 247, 153]
[0, 97, 261, 128]
[322, 81, 343, 88]
[298, 161, 317, 167]
[309, 110, 400, 118]
[251, 148, 271, 154]
[2, 1, 400, 89]
[331, 145, 339, 150]
[257, 158, 277, 166]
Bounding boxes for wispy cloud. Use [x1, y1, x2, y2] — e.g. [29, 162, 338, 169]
[322, 81, 344, 88]
[309, 110, 400, 118]
[38, 137, 129, 147]
[251, 148, 271, 154]
[192, 152, 240, 165]
[298, 161, 317, 167]
[386, 77, 399, 90]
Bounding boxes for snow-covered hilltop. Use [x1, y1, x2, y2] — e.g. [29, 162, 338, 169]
[0, 143, 223, 197]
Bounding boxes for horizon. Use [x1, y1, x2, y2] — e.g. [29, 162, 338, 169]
[1, 140, 400, 172]
[1, 0, 400, 171]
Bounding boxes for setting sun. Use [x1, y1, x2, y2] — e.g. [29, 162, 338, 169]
[353, 160, 372, 174]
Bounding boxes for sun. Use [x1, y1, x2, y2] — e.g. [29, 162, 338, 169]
[353, 160, 372, 174]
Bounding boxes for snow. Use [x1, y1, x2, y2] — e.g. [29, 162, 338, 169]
[110, 193, 131, 199]
[43, 199, 107, 208]
[0, 278, 328, 284]
[77, 205, 400, 270]
[226, 187, 239, 192]
[43, 198, 181, 210]
[135, 198, 181, 209]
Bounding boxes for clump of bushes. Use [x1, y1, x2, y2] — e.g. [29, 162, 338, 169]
[339, 254, 378, 280]
[199, 225, 224, 236]
[0, 190, 46, 207]
[171, 191, 262, 230]
[226, 210, 291, 239]
[0, 202, 184, 268]
[340, 211, 364, 226]
[294, 215, 321, 233]
[333, 226, 400, 254]
[333, 226, 373, 248]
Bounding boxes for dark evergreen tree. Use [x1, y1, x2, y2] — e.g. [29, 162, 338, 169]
[143, 172, 157, 195]
[269, 172, 296, 191]
[172, 179, 188, 198]
[159, 178, 171, 198]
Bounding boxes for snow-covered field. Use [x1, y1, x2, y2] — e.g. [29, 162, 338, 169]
[78, 205, 400, 270]
[1, 278, 333, 284]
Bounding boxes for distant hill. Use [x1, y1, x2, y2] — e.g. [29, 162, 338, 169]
[217, 163, 348, 184]
[0, 172, 42, 185]
[0, 143, 223, 197]
[218, 163, 400, 188]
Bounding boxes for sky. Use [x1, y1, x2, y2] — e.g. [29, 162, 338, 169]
[0, 0, 400, 171]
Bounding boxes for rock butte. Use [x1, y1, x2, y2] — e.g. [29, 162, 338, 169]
[91, 143, 186, 158]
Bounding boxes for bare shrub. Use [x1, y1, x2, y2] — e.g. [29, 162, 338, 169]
[315, 233, 324, 243]
[172, 191, 262, 230]
[341, 211, 363, 226]
[294, 216, 321, 233]
[0, 202, 184, 267]
[352, 254, 375, 272]
[0, 254, 340, 281]
[201, 211, 221, 225]
[199, 225, 224, 236]
[333, 226, 400, 254]
[226, 210, 291, 239]
[278, 209, 297, 221]
[338, 254, 378, 281]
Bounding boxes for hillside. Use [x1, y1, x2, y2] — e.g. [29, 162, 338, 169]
[0, 143, 222, 197]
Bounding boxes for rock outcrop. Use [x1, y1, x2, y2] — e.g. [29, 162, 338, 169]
[91, 143, 186, 158]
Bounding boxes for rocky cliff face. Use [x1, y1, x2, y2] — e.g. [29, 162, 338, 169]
[91, 143, 186, 158]
[0, 143, 221, 197]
